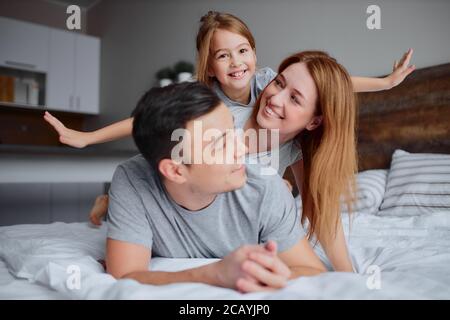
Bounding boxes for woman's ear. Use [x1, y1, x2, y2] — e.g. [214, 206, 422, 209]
[306, 115, 323, 131]
[158, 159, 187, 184]
[207, 65, 215, 78]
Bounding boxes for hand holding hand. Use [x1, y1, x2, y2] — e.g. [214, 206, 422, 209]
[236, 241, 292, 293]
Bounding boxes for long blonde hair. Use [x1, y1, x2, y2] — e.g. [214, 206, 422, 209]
[196, 11, 256, 87]
[257, 51, 358, 245]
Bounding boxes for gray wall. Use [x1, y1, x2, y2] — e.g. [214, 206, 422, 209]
[0, 0, 89, 33]
[87, 0, 450, 151]
[0, 182, 104, 226]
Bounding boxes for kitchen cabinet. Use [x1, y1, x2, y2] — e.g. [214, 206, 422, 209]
[47, 30, 100, 114]
[0, 17, 100, 114]
[0, 17, 49, 73]
[46, 28, 75, 111]
[74, 34, 100, 114]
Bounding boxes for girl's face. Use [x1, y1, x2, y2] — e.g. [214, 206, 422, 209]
[256, 62, 321, 140]
[209, 29, 256, 95]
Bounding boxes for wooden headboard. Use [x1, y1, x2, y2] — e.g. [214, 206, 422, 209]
[357, 62, 450, 170]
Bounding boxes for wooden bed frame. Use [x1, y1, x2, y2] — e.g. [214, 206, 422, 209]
[357, 62, 450, 170]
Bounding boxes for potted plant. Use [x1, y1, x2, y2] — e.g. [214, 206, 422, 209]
[173, 61, 194, 83]
[156, 67, 175, 87]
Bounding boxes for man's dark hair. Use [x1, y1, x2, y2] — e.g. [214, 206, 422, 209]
[132, 81, 221, 170]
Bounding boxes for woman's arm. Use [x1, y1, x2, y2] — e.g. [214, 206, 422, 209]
[351, 48, 415, 92]
[43, 111, 133, 148]
[317, 219, 354, 272]
[289, 160, 354, 272]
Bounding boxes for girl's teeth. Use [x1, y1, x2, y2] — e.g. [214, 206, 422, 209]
[230, 71, 245, 77]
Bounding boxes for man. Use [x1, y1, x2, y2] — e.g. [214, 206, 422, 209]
[106, 82, 325, 293]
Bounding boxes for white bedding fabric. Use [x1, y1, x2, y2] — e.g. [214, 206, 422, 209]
[1, 210, 450, 299]
[0, 259, 65, 299]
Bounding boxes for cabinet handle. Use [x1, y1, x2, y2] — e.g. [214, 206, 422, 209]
[5, 60, 36, 70]
[76, 96, 80, 109]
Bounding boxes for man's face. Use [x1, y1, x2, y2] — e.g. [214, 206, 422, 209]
[181, 102, 248, 194]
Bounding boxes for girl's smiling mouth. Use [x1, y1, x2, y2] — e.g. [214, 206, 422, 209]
[228, 69, 248, 80]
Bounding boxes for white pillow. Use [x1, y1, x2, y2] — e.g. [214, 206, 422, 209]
[296, 169, 388, 215]
[379, 149, 450, 216]
[348, 169, 388, 214]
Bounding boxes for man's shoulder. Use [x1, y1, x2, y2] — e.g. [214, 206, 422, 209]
[118, 154, 148, 170]
[240, 164, 289, 198]
[232, 164, 296, 227]
[115, 154, 154, 181]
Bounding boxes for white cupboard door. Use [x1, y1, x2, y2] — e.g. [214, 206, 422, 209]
[0, 17, 49, 72]
[46, 29, 75, 111]
[74, 34, 100, 114]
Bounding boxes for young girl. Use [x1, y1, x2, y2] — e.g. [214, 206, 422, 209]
[44, 12, 414, 271]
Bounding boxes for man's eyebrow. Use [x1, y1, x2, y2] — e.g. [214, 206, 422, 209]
[213, 43, 250, 56]
[279, 74, 306, 101]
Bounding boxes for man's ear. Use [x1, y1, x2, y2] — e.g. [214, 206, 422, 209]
[158, 159, 187, 184]
[305, 115, 323, 131]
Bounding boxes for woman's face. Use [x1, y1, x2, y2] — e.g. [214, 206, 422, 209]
[256, 62, 321, 140]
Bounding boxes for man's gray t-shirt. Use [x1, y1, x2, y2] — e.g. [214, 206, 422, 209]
[213, 67, 302, 176]
[107, 155, 304, 258]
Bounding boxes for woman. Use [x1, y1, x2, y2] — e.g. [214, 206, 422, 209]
[242, 51, 358, 272]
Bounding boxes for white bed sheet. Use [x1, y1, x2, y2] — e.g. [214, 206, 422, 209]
[0, 258, 66, 299]
[0, 210, 449, 299]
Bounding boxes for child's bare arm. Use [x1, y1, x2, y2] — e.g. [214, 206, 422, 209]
[351, 48, 415, 92]
[44, 111, 133, 148]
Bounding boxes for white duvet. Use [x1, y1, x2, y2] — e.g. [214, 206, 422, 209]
[0, 210, 449, 299]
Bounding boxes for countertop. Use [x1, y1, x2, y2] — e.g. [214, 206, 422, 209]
[0, 144, 138, 157]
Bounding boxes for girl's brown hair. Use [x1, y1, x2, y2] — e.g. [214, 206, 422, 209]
[196, 11, 256, 87]
[255, 51, 358, 246]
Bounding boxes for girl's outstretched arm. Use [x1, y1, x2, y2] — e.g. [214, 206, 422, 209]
[44, 111, 133, 148]
[351, 48, 415, 92]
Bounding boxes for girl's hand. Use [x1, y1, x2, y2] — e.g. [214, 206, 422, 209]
[385, 48, 415, 89]
[43, 111, 92, 148]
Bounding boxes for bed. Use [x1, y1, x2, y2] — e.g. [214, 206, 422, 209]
[0, 256, 64, 299]
[1, 207, 449, 299]
[0, 63, 449, 299]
